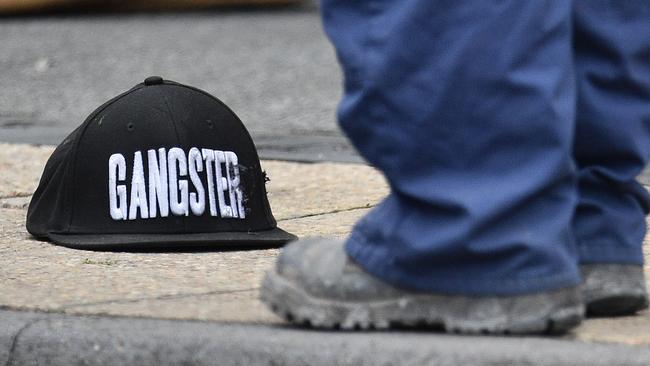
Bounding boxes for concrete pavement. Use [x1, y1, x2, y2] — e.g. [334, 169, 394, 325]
[0, 143, 385, 323]
[2, 142, 650, 365]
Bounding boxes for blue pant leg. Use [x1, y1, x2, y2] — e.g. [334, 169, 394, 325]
[320, 0, 580, 295]
[573, 1, 650, 265]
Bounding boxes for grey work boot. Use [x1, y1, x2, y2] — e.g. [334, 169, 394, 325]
[581, 264, 649, 317]
[261, 238, 584, 334]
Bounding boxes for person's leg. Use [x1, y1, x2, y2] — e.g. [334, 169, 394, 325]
[324, 0, 580, 296]
[262, 0, 584, 333]
[572, 0, 650, 315]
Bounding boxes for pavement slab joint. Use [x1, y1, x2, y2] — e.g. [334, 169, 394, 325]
[277, 204, 375, 222]
[59, 288, 259, 309]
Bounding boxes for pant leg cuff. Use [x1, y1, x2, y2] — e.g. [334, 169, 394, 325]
[344, 232, 581, 296]
[577, 243, 644, 265]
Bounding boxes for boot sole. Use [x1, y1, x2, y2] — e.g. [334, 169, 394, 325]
[587, 295, 649, 317]
[580, 264, 649, 317]
[261, 270, 584, 335]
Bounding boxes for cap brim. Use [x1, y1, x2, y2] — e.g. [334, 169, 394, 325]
[47, 227, 297, 251]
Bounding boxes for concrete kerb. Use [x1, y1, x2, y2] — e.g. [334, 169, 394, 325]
[2, 309, 650, 366]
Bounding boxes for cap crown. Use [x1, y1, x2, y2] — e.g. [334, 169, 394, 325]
[27, 79, 275, 237]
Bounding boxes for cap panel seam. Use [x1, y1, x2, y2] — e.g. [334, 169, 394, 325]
[154, 85, 188, 233]
[165, 82, 276, 228]
[67, 84, 146, 233]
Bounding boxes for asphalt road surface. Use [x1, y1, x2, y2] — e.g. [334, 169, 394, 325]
[0, 4, 362, 163]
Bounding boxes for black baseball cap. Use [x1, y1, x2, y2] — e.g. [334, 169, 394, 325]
[26, 76, 297, 250]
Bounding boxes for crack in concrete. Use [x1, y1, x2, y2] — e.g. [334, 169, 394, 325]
[277, 205, 375, 222]
[60, 287, 259, 309]
[4, 318, 43, 366]
[0, 194, 32, 200]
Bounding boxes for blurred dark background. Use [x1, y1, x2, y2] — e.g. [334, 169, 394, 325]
[0, 0, 648, 183]
[0, 0, 362, 163]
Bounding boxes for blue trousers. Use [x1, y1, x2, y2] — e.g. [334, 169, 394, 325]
[321, 0, 650, 295]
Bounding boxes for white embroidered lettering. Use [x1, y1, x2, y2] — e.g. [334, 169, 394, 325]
[148, 148, 169, 218]
[108, 153, 127, 220]
[128, 151, 149, 220]
[188, 147, 205, 216]
[202, 148, 218, 216]
[214, 150, 234, 218]
[108, 146, 247, 221]
[168, 147, 189, 216]
[225, 151, 245, 219]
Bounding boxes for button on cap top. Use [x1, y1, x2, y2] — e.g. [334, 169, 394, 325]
[144, 76, 164, 86]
